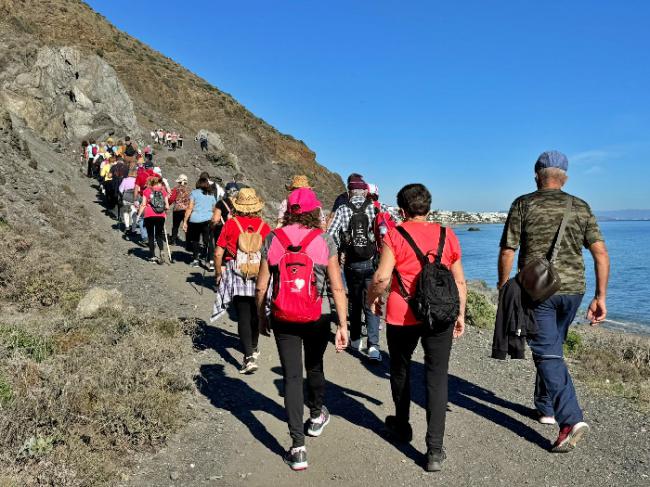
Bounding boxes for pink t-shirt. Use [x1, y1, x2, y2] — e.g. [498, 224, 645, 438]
[142, 186, 168, 219]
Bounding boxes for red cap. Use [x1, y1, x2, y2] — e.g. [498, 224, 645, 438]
[287, 187, 322, 214]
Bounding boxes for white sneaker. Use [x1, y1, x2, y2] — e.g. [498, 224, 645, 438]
[252, 349, 260, 360]
[367, 346, 382, 361]
[208, 260, 215, 272]
[350, 338, 363, 351]
[539, 415, 557, 425]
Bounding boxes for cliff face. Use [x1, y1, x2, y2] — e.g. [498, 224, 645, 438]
[0, 0, 344, 207]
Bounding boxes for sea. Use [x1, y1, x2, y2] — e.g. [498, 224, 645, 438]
[453, 221, 650, 335]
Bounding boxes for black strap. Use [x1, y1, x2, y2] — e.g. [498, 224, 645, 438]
[395, 227, 427, 264]
[346, 198, 372, 214]
[549, 198, 573, 263]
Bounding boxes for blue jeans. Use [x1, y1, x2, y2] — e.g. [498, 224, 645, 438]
[528, 294, 584, 426]
[139, 215, 148, 241]
[344, 259, 380, 347]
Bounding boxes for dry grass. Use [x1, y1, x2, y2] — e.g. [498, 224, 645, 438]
[566, 328, 650, 409]
[0, 309, 196, 486]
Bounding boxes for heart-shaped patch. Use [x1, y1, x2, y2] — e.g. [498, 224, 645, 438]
[294, 278, 305, 290]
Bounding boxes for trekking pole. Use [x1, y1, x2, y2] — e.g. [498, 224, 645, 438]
[163, 221, 173, 264]
[199, 244, 210, 296]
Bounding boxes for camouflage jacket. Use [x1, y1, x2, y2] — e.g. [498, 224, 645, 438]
[500, 189, 604, 295]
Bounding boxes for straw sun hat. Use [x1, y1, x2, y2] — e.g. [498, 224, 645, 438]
[232, 188, 265, 213]
[286, 175, 311, 191]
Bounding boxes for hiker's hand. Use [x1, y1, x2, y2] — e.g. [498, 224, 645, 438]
[587, 297, 607, 325]
[453, 316, 465, 339]
[259, 315, 271, 337]
[182, 222, 188, 233]
[215, 273, 222, 285]
[335, 326, 348, 352]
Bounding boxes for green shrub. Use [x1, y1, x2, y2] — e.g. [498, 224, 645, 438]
[0, 326, 54, 362]
[465, 290, 496, 328]
[564, 329, 583, 354]
[0, 375, 12, 405]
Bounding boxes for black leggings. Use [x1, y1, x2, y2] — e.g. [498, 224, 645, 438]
[273, 319, 330, 448]
[234, 296, 259, 358]
[144, 217, 165, 258]
[386, 322, 453, 452]
[171, 210, 185, 243]
[187, 220, 213, 260]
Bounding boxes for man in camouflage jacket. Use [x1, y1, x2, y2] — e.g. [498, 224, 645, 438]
[498, 150, 610, 453]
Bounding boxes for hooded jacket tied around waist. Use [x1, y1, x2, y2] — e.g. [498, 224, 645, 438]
[491, 278, 538, 360]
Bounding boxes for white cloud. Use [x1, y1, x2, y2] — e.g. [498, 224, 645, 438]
[570, 150, 615, 165]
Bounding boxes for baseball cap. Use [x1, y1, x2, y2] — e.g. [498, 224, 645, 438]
[535, 150, 569, 172]
[287, 187, 322, 214]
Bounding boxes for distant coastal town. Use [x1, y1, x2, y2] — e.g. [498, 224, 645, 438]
[428, 210, 508, 224]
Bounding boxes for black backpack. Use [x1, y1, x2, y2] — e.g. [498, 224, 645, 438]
[341, 199, 376, 261]
[393, 226, 460, 328]
[124, 143, 136, 157]
[150, 189, 166, 214]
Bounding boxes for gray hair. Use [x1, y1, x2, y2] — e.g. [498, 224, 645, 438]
[535, 167, 568, 186]
[349, 189, 368, 198]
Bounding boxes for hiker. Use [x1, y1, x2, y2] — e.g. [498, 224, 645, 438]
[276, 175, 325, 228]
[367, 183, 466, 472]
[168, 174, 191, 245]
[178, 133, 183, 148]
[136, 175, 169, 264]
[152, 166, 171, 192]
[123, 136, 138, 166]
[367, 183, 399, 252]
[255, 187, 348, 471]
[182, 177, 217, 269]
[211, 181, 239, 243]
[329, 173, 364, 218]
[327, 176, 384, 361]
[214, 188, 270, 373]
[170, 132, 178, 151]
[86, 138, 98, 178]
[497, 150, 609, 453]
[199, 171, 225, 200]
[199, 134, 208, 151]
[109, 157, 129, 220]
[134, 161, 157, 243]
[80, 140, 88, 173]
[119, 169, 138, 236]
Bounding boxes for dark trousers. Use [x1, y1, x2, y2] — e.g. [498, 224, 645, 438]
[186, 220, 213, 260]
[234, 296, 259, 358]
[274, 319, 330, 447]
[86, 158, 93, 177]
[144, 216, 165, 258]
[171, 210, 185, 244]
[387, 322, 453, 451]
[344, 259, 380, 346]
[529, 294, 584, 426]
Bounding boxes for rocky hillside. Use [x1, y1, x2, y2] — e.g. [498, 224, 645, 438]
[0, 0, 344, 208]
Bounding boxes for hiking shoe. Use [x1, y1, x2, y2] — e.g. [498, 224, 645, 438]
[149, 256, 158, 264]
[252, 349, 260, 360]
[208, 260, 215, 272]
[239, 357, 258, 375]
[284, 446, 308, 471]
[367, 345, 382, 361]
[539, 415, 557, 425]
[385, 415, 413, 443]
[190, 260, 200, 268]
[307, 406, 331, 437]
[425, 448, 447, 472]
[551, 422, 590, 453]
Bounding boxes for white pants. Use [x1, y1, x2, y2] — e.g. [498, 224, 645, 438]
[122, 205, 137, 231]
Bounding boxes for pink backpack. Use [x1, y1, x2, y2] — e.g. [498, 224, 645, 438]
[271, 228, 323, 323]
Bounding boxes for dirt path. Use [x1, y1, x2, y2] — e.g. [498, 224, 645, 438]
[75, 176, 649, 487]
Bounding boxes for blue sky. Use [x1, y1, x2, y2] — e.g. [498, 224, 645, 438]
[87, 0, 650, 211]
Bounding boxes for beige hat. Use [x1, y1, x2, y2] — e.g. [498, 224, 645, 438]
[176, 173, 188, 183]
[232, 188, 264, 214]
[286, 175, 311, 191]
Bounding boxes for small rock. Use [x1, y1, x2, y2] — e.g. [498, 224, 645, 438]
[76, 287, 123, 318]
[170, 471, 180, 481]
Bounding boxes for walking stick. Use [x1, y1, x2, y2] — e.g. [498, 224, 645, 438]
[163, 217, 173, 264]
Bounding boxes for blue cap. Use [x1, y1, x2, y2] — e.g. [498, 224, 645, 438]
[535, 150, 568, 172]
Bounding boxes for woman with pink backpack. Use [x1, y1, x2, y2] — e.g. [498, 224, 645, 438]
[255, 187, 348, 472]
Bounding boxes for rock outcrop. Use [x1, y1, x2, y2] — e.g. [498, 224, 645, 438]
[1, 46, 138, 142]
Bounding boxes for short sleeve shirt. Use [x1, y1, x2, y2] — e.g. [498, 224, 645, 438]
[189, 189, 217, 223]
[217, 216, 271, 259]
[500, 189, 604, 295]
[262, 224, 337, 295]
[384, 222, 462, 326]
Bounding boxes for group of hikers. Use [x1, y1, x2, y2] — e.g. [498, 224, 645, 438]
[80, 142, 610, 474]
[150, 128, 184, 150]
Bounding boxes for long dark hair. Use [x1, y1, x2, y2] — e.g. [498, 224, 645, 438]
[196, 177, 211, 195]
[282, 208, 321, 229]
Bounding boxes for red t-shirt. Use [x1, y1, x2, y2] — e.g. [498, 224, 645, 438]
[384, 221, 462, 326]
[217, 216, 271, 259]
[135, 168, 156, 190]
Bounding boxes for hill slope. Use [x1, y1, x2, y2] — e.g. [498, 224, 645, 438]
[0, 0, 344, 207]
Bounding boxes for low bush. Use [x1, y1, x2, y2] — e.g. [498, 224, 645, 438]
[465, 289, 496, 329]
[0, 311, 196, 485]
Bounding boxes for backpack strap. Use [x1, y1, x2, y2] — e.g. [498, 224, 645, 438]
[232, 216, 244, 233]
[297, 229, 323, 251]
[434, 226, 447, 265]
[256, 220, 265, 234]
[273, 228, 293, 251]
[274, 228, 322, 252]
[395, 226, 427, 264]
